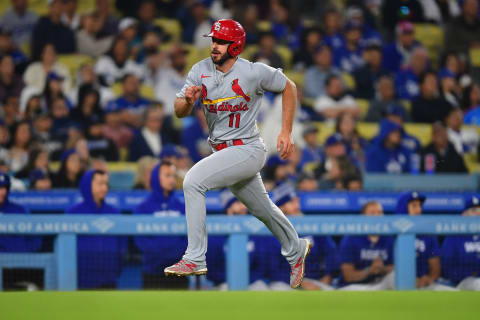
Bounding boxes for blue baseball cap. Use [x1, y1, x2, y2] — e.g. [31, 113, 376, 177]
[160, 144, 180, 159]
[438, 68, 455, 80]
[60, 149, 77, 162]
[464, 195, 480, 211]
[325, 133, 343, 147]
[271, 182, 297, 207]
[384, 103, 407, 120]
[266, 155, 288, 168]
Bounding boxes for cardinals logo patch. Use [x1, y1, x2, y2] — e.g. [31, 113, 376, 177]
[201, 84, 208, 100]
[231, 79, 250, 102]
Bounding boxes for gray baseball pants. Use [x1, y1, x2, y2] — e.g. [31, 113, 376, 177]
[181, 139, 303, 265]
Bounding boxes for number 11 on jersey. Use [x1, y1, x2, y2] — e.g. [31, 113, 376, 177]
[228, 113, 241, 128]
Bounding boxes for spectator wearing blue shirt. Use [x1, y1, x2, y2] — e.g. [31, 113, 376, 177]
[105, 74, 151, 128]
[396, 192, 452, 290]
[268, 183, 338, 290]
[133, 161, 188, 289]
[207, 189, 272, 290]
[441, 195, 480, 290]
[303, 44, 341, 100]
[383, 104, 420, 153]
[395, 47, 429, 100]
[333, 21, 364, 73]
[299, 124, 323, 171]
[366, 119, 412, 174]
[382, 22, 422, 73]
[322, 9, 344, 51]
[65, 170, 126, 289]
[338, 201, 395, 290]
[462, 84, 480, 125]
[0, 172, 43, 290]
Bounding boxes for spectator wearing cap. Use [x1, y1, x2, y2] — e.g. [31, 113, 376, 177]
[333, 21, 364, 73]
[61, 0, 80, 30]
[42, 72, 72, 111]
[23, 43, 72, 93]
[353, 41, 389, 100]
[128, 105, 166, 161]
[0, 172, 43, 290]
[441, 195, 480, 290]
[445, 0, 480, 55]
[252, 31, 285, 70]
[52, 149, 83, 188]
[344, 6, 382, 45]
[76, 11, 114, 58]
[339, 201, 395, 290]
[366, 119, 412, 173]
[299, 124, 323, 171]
[263, 155, 292, 191]
[150, 44, 189, 116]
[29, 168, 52, 190]
[311, 133, 346, 179]
[207, 188, 273, 290]
[395, 47, 429, 101]
[0, 54, 24, 104]
[297, 171, 318, 191]
[292, 27, 322, 71]
[445, 108, 480, 155]
[30, 0, 75, 60]
[411, 71, 453, 123]
[95, 37, 143, 87]
[438, 69, 461, 108]
[382, 21, 422, 74]
[420, 122, 467, 173]
[0, 0, 39, 48]
[133, 161, 188, 289]
[105, 74, 151, 127]
[269, 182, 339, 290]
[396, 192, 452, 290]
[382, 104, 420, 153]
[314, 74, 360, 121]
[303, 44, 341, 100]
[366, 75, 403, 122]
[118, 17, 141, 55]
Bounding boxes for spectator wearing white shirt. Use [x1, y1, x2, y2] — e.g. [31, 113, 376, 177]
[314, 74, 360, 121]
[76, 11, 114, 58]
[94, 36, 143, 87]
[445, 108, 479, 155]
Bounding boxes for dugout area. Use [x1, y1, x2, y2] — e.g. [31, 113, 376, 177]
[0, 291, 478, 320]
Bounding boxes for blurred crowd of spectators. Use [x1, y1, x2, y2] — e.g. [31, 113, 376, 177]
[1, 0, 480, 192]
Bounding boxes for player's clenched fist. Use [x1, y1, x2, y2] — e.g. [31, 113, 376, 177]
[185, 86, 202, 106]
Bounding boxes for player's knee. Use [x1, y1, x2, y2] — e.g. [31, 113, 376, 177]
[183, 171, 200, 192]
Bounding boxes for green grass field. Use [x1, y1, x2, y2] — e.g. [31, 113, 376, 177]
[1, 291, 479, 320]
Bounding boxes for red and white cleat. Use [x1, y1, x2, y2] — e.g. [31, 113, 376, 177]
[290, 238, 313, 288]
[164, 259, 208, 277]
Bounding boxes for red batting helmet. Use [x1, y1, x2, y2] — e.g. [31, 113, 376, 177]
[204, 19, 246, 58]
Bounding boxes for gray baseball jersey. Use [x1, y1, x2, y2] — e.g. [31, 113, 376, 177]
[177, 57, 287, 144]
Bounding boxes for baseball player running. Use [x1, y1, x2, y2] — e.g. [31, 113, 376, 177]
[164, 19, 311, 288]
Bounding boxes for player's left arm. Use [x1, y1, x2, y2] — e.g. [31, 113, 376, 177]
[277, 78, 297, 160]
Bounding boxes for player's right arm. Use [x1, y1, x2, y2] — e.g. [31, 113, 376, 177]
[174, 86, 201, 118]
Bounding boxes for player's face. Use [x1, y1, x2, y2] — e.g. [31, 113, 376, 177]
[407, 200, 422, 216]
[211, 37, 231, 65]
[0, 187, 6, 205]
[363, 203, 383, 216]
[159, 164, 177, 193]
